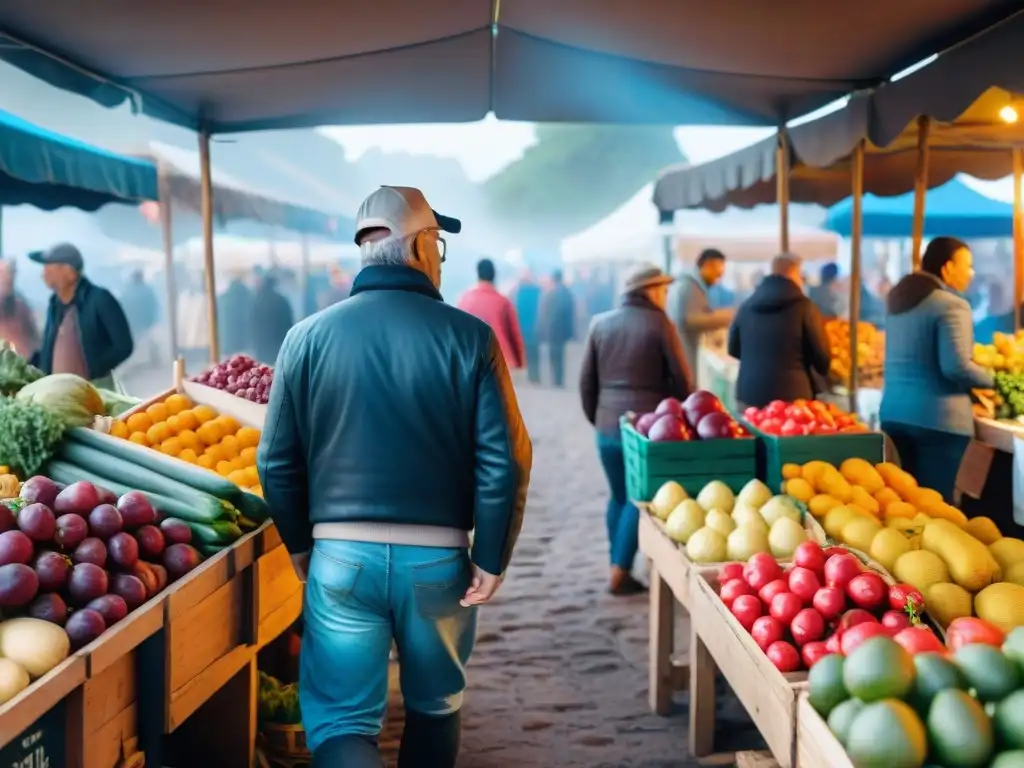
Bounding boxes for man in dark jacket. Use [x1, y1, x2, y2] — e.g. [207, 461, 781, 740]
[728, 254, 831, 409]
[538, 269, 575, 387]
[258, 186, 532, 768]
[218, 271, 254, 356]
[30, 244, 133, 390]
[251, 270, 294, 365]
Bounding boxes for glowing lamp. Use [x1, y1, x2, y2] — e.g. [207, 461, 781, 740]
[1000, 104, 1019, 124]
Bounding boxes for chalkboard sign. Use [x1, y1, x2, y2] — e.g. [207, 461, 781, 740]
[0, 699, 66, 768]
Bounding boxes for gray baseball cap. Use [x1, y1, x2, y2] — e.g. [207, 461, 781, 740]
[354, 186, 461, 245]
[28, 243, 84, 271]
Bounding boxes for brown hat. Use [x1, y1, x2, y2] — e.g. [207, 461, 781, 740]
[623, 263, 673, 294]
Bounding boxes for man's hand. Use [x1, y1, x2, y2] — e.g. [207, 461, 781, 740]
[460, 564, 503, 607]
[291, 551, 311, 583]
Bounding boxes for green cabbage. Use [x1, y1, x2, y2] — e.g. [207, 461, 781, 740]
[15, 374, 105, 428]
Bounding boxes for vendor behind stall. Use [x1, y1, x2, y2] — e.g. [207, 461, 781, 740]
[880, 236, 993, 502]
[727, 254, 831, 409]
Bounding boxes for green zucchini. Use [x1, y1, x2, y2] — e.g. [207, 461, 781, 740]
[67, 427, 242, 500]
[233, 490, 270, 523]
[42, 460, 225, 524]
[57, 442, 234, 522]
[236, 514, 259, 532]
[197, 543, 229, 557]
[187, 521, 243, 545]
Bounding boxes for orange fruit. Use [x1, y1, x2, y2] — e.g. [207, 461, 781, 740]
[126, 412, 153, 434]
[178, 448, 199, 464]
[219, 435, 240, 460]
[193, 405, 217, 425]
[239, 446, 257, 467]
[243, 466, 259, 486]
[214, 415, 241, 435]
[227, 469, 249, 486]
[160, 437, 183, 456]
[249, 485, 263, 498]
[196, 422, 223, 446]
[216, 460, 234, 477]
[165, 414, 182, 434]
[146, 423, 170, 446]
[203, 443, 225, 463]
[109, 421, 130, 439]
[164, 394, 193, 415]
[128, 431, 149, 446]
[146, 403, 169, 424]
[227, 458, 244, 473]
[176, 410, 200, 431]
[236, 427, 261, 449]
[196, 454, 216, 470]
[177, 429, 199, 450]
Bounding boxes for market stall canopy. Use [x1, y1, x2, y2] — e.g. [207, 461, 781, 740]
[0, 107, 157, 209]
[825, 177, 1013, 238]
[653, 10, 1024, 216]
[0, 1, 1018, 130]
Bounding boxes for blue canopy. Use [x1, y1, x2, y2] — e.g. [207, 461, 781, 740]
[0, 108, 158, 210]
[825, 178, 1012, 239]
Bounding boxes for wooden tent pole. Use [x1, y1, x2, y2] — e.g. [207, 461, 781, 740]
[158, 172, 179, 361]
[911, 116, 931, 271]
[848, 141, 865, 415]
[1014, 147, 1023, 334]
[198, 131, 221, 364]
[776, 130, 790, 253]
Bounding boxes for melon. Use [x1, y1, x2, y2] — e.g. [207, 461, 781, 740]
[665, 501, 705, 544]
[975, 582, 1024, 634]
[686, 527, 727, 564]
[651, 481, 687, 520]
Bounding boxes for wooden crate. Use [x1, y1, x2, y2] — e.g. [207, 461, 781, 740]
[163, 530, 258, 731]
[795, 694, 853, 768]
[689, 571, 807, 767]
[0, 653, 87, 765]
[637, 511, 692, 715]
[255, 524, 303, 648]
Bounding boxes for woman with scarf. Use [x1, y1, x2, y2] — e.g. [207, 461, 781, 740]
[579, 264, 693, 595]
[880, 237, 992, 502]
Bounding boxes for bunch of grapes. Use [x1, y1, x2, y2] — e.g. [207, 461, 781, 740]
[993, 371, 1024, 418]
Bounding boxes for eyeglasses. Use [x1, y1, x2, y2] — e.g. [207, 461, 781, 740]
[437, 236, 447, 263]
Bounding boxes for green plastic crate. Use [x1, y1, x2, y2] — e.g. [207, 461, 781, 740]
[621, 417, 757, 501]
[739, 419, 885, 492]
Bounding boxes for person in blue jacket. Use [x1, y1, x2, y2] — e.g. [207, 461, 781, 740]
[510, 268, 542, 382]
[880, 236, 993, 502]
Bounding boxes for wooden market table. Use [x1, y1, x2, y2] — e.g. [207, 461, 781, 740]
[0, 520, 304, 768]
[965, 417, 1022, 534]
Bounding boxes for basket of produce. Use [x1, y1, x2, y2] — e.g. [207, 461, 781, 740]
[258, 672, 309, 768]
[973, 330, 1024, 373]
[621, 390, 756, 501]
[801, 621, 1024, 768]
[645, 478, 822, 565]
[740, 400, 882, 491]
[825, 320, 885, 390]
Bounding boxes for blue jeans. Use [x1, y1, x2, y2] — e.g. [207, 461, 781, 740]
[301, 540, 478, 757]
[596, 435, 639, 570]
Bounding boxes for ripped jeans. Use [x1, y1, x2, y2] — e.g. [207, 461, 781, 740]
[300, 539, 477, 762]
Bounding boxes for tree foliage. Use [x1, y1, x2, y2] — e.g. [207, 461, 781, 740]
[482, 124, 685, 245]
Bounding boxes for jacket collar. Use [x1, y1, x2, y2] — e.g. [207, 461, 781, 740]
[622, 292, 660, 311]
[49, 276, 92, 313]
[350, 265, 443, 302]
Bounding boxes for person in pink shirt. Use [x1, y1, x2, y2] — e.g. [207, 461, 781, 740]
[457, 259, 525, 369]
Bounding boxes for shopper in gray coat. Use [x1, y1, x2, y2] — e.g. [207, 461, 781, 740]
[671, 248, 734, 372]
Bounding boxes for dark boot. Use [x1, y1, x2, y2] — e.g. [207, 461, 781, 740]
[397, 709, 461, 768]
[312, 733, 382, 768]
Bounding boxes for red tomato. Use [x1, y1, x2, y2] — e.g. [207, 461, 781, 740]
[888, 584, 925, 613]
[793, 541, 826, 575]
[840, 622, 889, 655]
[788, 567, 822, 604]
[759, 418, 783, 435]
[730, 595, 763, 631]
[880, 611, 912, 635]
[847, 573, 888, 611]
[824, 553, 863, 590]
[824, 633, 842, 655]
[823, 546, 847, 559]
[770, 592, 803, 625]
[813, 424, 837, 435]
[791, 608, 826, 646]
[837, 609, 879, 634]
[812, 586, 847, 620]
[719, 563, 745, 583]
[766, 640, 801, 673]
[743, 407, 761, 424]
[751, 616, 785, 652]
[801, 641, 830, 669]
[765, 401, 787, 419]
[946, 617, 1006, 651]
[893, 626, 946, 655]
[759, 578, 790, 606]
[781, 419, 804, 437]
[720, 578, 755, 608]
[744, 553, 782, 592]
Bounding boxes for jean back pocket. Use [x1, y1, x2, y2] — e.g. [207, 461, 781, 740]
[412, 551, 471, 620]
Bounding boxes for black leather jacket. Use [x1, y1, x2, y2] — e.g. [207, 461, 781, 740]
[256, 265, 532, 576]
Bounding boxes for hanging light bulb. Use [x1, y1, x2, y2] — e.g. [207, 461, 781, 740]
[1001, 103, 1020, 124]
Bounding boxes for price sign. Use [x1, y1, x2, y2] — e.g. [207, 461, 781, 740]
[0, 700, 65, 768]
